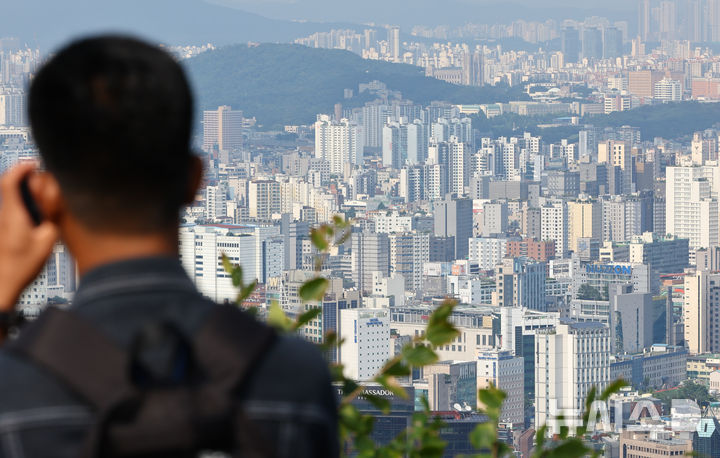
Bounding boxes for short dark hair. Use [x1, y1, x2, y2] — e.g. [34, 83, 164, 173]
[29, 35, 194, 232]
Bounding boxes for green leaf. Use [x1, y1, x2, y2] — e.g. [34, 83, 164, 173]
[341, 378, 360, 397]
[310, 227, 329, 251]
[375, 375, 408, 399]
[417, 436, 447, 457]
[221, 253, 233, 274]
[425, 300, 460, 346]
[534, 424, 548, 454]
[267, 301, 293, 332]
[469, 422, 496, 450]
[383, 360, 411, 377]
[329, 363, 346, 382]
[600, 378, 627, 401]
[231, 265, 243, 288]
[478, 386, 506, 412]
[237, 279, 257, 303]
[299, 277, 329, 302]
[403, 344, 439, 367]
[364, 393, 391, 414]
[546, 438, 588, 458]
[293, 306, 322, 330]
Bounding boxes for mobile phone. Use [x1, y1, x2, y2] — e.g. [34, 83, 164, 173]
[20, 177, 43, 226]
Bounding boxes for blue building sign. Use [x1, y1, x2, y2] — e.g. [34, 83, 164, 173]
[585, 264, 632, 275]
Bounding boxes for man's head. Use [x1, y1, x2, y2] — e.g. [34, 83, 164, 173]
[29, 35, 200, 234]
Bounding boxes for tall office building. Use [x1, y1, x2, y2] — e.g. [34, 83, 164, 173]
[434, 195, 473, 260]
[422, 361, 477, 412]
[388, 26, 401, 62]
[666, 165, 720, 249]
[638, 0, 651, 41]
[406, 120, 427, 164]
[691, 132, 718, 165]
[351, 232, 390, 294]
[561, 27, 581, 63]
[205, 185, 227, 221]
[494, 257, 546, 311]
[628, 232, 690, 274]
[710, 0, 720, 42]
[425, 163, 448, 201]
[179, 225, 284, 302]
[448, 138, 469, 196]
[582, 27, 603, 60]
[476, 350, 524, 425]
[603, 26, 623, 59]
[315, 114, 364, 174]
[535, 321, 610, 432]
[248, 179, 281, 220]
[658, 0, 677, 40]
[541, 200, 568, 258]
[468, 237, 508, 270]
[362, 103, 391, 149]
[202, 105, 244, 153]
[388, 232, 430, 291]
[686, 0, 703, 42]
[382, 121, 404, 169]
[567, 199, 602, 253]
[598, 140, 633, 194]
[602, 195, 647, 242]
[339, 308, 390, 381]
[399, 166, 425, 203]
[684, 271, 720, 355]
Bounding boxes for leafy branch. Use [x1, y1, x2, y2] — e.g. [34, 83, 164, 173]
[222, 215, 626, 457]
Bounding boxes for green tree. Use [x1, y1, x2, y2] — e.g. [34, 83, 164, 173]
[654, 380, 714, 408]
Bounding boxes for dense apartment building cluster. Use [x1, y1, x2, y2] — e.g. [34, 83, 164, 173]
[161, 89, 720, 453]
[295, 4, 720, 116]
[6, 5, 720, 452]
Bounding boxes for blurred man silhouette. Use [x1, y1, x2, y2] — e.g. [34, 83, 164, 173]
[0, 36, 338, 457]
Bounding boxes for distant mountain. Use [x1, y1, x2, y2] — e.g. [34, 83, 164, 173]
[184, 43, 526, 129]
[0, 0, 355, 51]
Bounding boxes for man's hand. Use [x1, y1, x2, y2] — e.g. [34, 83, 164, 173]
[0, 163, 59, 309]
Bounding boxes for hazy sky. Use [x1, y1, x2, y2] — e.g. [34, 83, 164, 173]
[209, 0, 634, 25]
[2, 0, 635, 51]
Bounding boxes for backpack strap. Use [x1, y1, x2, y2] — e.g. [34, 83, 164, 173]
[7, 304, 277, 457]
[7, 306, 134, 410]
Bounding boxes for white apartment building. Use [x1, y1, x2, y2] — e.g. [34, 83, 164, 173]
[373, 211, 413, 233]
[541, 200, 568, 258]
[476, 350, 525, 425]
[468, 237, 508, 270]
[654, 78, 682, 101]
[248, 179, 281, 220]
[684, 270, 720, 354]
[339, 308, 391, 381]
[205, 185, 227, 221]
[449, 138, 469, 196]
[388, 232, 429, 291]
[315, 114, 364, 174]
[535, 321, 610, 433]
[0, 88, 26, 127]
[666, 165, 720, 249]
[179, 224, 284, 302]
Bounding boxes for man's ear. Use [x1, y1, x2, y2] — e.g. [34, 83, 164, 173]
[28, 172, 64, 224]
[185, 155, 203, 205]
